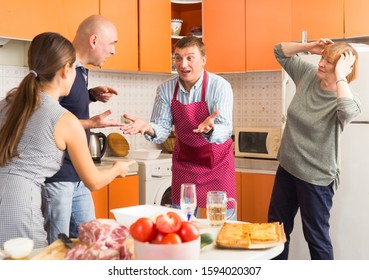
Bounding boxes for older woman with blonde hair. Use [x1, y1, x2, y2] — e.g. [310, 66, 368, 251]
[268, 39, 360, 260]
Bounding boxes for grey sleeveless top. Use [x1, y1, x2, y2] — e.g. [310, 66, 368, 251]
[0, 93, 69, 248]
[0, 93, 68, 185]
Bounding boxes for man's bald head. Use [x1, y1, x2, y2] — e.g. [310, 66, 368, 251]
[73, 15, 118, 67]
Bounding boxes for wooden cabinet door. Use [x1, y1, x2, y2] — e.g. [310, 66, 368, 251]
[246, 0, 291, 71]
[0, 0, 98, 40]
[345, 0, 369, 38]
[291, 0, 343, 42]
[203, 0, 246, 73]
[91, 185, 109, 219]
[100, 0, 139, 71]
[139, 0, 172, 73]
[240, 173, 275, 223]
[108, 175, 139, 219]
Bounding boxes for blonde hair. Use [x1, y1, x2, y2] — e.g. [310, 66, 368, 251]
[0, 32, 75, 166]
[322, 42, 358, 83]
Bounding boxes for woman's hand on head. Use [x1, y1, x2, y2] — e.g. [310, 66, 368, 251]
[308, 38, 334, 55]
[335, 51, 356, 79]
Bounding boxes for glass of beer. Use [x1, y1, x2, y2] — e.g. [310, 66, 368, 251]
[206, 191, 237, 226]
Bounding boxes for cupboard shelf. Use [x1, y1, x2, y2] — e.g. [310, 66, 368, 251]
[171, 35, 202, 39]
[171, 0, 202, 4]
[171, 0, 203, 71]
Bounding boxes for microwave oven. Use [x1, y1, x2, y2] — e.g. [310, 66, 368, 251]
[234, 127, 282, 159]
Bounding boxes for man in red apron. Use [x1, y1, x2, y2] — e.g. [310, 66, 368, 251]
[121, 36, 236, 213]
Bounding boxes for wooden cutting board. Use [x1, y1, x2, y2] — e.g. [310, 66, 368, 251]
[107, 133, 130, 157]
[30, 239, 134, 260]
[30, 239, 76, 260]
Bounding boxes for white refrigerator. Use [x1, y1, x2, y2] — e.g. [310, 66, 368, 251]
[282, 44, 369, 259]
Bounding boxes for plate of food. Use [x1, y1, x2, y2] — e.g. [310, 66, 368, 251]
[215, 221, 286, 249]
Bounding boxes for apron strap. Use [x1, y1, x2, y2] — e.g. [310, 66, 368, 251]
[201, 71, 207, 102]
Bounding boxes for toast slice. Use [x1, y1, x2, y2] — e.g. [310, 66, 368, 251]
[216, 222, 282, 249]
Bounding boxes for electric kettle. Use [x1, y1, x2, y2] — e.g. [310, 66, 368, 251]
[89, 132, 107, 163]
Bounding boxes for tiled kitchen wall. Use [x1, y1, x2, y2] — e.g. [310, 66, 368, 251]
[222, 71, 283, 128]
[0, 65, 283, 151]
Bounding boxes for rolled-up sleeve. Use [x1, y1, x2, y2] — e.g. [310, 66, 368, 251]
[337, 96, 361, 126]
[144, 84, 174, 144]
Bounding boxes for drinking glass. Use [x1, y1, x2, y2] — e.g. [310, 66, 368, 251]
[180, 183, 197, 221]
[206, 191, 237, 226]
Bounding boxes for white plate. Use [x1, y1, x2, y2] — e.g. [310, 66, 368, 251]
[111, 205, 186, 228]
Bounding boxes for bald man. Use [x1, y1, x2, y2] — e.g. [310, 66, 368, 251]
[44, 15, 124, 243]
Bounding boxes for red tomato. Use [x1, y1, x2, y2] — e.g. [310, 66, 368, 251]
[129, 217, 156, 242]
[155, 212, 182, 234]
[150, 231, 165, 244]
[177, 221, 200, 242]
[161, 233, 182, 244]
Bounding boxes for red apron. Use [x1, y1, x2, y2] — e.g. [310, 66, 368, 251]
[171, 71, 236, 208]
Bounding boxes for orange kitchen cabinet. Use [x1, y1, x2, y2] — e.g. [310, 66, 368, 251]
[239, 172, 275, 223]
[139, 0, 172, 73]
[345, 0, 369, 38]
[0, 0, 98, 41]
[92, 175, 139, 219]
[60, 1, 99, 41]
[203, 0, 246, 73]
[246, 0, 292, 71]
[291, 0, 343, 42]
[100, 0, 139, 71]
[108, 175, 139, 219]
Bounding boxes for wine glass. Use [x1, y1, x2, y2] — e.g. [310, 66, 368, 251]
[180, 183, 197, 221]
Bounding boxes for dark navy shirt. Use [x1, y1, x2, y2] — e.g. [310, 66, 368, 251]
[45, 67, 90, 183]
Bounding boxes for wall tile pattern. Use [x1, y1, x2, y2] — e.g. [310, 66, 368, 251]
[0, 65, 282, 151]
[222, 71, 283, 128]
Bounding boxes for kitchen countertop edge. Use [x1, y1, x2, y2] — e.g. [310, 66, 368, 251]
[94, 157, 139, 175]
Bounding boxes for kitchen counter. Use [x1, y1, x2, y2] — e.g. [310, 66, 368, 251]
[95, 156, 139, 175]
[235, 157, 279, 175]
[97, 155, 279, 175]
